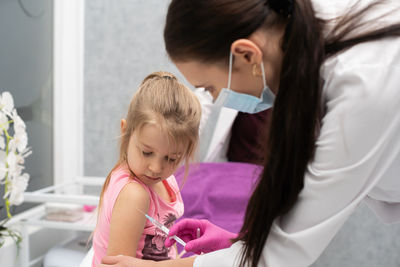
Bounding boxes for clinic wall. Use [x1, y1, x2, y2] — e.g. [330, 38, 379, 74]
[84, 1, 400, 266]
[312, 204, 400, 267]
[84, 0, 186, 177]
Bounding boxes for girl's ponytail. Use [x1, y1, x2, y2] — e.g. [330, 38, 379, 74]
[141, 71, 178, 85]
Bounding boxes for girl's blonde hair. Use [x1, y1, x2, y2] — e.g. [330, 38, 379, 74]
[98, 71, 201, 215]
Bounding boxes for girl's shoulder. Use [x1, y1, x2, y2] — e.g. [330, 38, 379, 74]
[107, 164, 151, 204]
[109, 164, 145, 187]
[111, 170, 151, 214]
[117, 181, 151, 209]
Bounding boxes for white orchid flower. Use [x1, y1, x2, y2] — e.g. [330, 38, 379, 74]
[0, 92, 14, 115]
[0, 150, 5, 162]
[0, 162, 6, 183]
[0, 90, 31, 252]
[4, 173, 29, 206]
[9, 129, 28, 153]
[0, 151, 6, 183]
[11, 109, 26, 131]
[0, 137, 5, 151]
[21, 147, 32, 159]
[6, 152, 24, 178]
[0, 91, 31, 217]
[0, 111, 10, 132]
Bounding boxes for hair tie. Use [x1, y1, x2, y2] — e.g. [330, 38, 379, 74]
[267, 0, 294, 18]
[162, 75, 174, 80]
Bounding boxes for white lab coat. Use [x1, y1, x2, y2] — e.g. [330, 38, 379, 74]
[194, 88, 237, 163]
[194, 0, 400, 266]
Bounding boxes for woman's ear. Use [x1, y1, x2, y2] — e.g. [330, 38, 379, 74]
[231, 39, 263, 65]
[120, 119, 127, 134]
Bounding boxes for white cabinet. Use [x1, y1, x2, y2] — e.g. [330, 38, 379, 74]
[14, 177, 104, 267]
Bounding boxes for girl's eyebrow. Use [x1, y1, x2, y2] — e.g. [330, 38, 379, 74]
[141, 143, 154, 150]
[140, 141, 181, 155]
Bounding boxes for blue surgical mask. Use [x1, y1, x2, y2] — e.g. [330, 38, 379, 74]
[214, 52, 275, 113]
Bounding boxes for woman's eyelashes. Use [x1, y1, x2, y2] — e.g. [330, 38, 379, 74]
[204, 86, 216, 94]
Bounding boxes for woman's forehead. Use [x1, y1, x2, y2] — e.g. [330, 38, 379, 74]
[175, 60, 226, 87]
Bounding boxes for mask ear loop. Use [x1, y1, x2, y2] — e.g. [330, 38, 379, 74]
[227, 52, 233, 89]
[229, 53, 267, 90]
[260, 61, 267, 89]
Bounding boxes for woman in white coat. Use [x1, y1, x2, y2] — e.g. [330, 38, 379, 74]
[98, 0, 400, 266]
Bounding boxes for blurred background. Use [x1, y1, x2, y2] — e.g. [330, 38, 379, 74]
[0, 0, 399, 266]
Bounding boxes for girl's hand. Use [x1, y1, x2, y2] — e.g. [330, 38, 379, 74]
[165, 218, 238, 254]
[98, 255, 156, 267]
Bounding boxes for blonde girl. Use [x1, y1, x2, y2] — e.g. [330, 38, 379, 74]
[92, 71, 201, 266]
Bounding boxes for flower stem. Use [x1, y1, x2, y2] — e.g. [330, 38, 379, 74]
[5, 198, 11, 218]
[0, 123, 13, 140]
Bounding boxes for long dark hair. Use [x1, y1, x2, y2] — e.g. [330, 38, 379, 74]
[164, 0, 400, 266]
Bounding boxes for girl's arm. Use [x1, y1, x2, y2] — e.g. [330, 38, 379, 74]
[98, 255, 196, 267]
[107, 182, 150, 257]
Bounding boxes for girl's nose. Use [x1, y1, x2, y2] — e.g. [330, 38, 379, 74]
[149, 159, 163, 175]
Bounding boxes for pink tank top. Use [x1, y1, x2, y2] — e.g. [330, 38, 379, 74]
[92, 165, 184, 266]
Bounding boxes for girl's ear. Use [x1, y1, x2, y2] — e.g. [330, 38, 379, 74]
[120, 119, 127, 134]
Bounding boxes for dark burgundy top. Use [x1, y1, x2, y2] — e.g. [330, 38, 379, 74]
[227, 109, 271, 165]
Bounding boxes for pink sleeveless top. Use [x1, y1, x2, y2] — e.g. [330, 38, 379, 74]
[92, 165, 184, 266]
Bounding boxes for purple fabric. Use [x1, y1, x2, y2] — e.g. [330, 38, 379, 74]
[174, 162, 263, 234]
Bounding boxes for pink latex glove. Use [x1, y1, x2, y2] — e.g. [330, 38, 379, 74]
[165, 218, 238, 254]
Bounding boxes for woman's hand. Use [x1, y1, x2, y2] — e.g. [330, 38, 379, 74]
[97, 255, 156, 267]
[165, 218, 238, 254]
